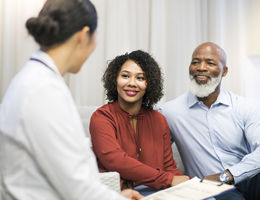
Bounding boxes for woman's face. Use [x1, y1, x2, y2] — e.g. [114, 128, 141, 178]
[84, 30, 97, 61]
[116, 60, 147, 107]
[70, 29, 97, 74]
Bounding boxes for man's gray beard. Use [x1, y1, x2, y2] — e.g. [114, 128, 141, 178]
[189, 73, 222, 98]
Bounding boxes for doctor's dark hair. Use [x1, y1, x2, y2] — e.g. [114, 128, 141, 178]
[26, 0, 97, 47]
[103, 50, 163, 110]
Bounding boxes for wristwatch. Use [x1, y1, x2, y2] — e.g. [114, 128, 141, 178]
[219, 171, 230, 183]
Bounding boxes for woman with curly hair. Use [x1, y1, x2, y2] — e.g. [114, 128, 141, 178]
[90, 50, 189, 192]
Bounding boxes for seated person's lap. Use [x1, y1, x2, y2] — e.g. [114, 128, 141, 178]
[134, 185, 161, 197]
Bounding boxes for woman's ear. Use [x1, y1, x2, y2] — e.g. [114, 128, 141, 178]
[77, 26, 90, 45]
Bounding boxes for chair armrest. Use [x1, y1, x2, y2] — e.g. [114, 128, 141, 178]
[99, 171, 121, 193]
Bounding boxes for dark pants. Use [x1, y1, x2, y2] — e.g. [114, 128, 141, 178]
[216, 173, 260, 200]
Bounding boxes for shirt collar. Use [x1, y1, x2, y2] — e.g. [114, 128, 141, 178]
[30, 50, 61, 75]
[187, 91, 199, 108]
[111, 102, 145, 118]
[187, 87, 231, 108]
[214, 88, 230, 106]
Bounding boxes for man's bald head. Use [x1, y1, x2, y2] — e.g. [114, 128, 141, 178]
[192, 42, 227, 66]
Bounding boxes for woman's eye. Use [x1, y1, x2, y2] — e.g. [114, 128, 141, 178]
[137, 77, 145, 81]
[121, 74, 129, 78]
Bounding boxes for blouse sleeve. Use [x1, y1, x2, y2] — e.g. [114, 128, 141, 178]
[90, 109, 178, 189]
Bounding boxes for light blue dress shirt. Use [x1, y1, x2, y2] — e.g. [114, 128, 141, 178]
[159, 89, 260, 184]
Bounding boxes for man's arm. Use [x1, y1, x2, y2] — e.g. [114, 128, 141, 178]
[204, 169, 234, 183]
[206, 101, 260, 184]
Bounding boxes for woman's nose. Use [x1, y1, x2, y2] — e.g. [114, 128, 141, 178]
[128, 77, 136, 86]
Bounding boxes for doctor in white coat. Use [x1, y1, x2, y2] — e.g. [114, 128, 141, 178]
[0, 0, 142, 200]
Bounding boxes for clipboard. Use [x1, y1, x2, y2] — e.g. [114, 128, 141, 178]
[143, 177, 235, 200]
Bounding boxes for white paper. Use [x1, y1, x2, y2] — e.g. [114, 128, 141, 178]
[143, 177, 235, 200]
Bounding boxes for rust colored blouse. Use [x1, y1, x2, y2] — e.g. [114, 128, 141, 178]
[90, 102, 182, 189]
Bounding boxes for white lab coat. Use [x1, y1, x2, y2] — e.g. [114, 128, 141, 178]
[0, 50, 127, 200]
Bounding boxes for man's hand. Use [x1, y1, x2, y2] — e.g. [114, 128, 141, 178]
[171, 175, 190, 186]
[204, 169, 234, 182]
[204, 173, 220, 181]
[120, 189, 143, 200]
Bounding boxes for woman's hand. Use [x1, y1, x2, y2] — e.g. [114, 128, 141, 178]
[171, 175, 190, 186]
[120, 189, 143, 200]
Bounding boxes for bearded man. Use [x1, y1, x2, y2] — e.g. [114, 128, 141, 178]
[159, 42, 260, 200]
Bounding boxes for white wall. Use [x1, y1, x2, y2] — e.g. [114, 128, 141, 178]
[0, 0, 260, 106]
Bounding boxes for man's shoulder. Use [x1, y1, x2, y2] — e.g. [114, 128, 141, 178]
[160, 92, 188, 109]
[159, 92, 189, 117]
[223, 89, 257, 106]
[220, 89, 260, 119]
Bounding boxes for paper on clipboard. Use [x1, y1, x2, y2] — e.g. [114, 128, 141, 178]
[142, 177, 235, 200]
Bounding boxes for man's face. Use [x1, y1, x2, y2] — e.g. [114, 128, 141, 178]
[189, 44, 227, 98]
[189, 45, 224, 85]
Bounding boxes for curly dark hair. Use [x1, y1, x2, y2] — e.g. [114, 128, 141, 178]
[102, 50, 163, 109]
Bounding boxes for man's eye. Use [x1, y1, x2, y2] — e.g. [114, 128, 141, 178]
[191, 61, 199, 65]
[208, 62, 216, 66]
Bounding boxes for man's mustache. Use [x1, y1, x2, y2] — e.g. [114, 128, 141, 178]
[190, 73, 211, 79]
